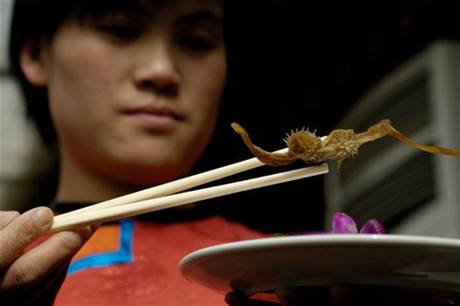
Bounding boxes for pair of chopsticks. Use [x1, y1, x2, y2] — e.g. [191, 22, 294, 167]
[50, 147, 329, 232]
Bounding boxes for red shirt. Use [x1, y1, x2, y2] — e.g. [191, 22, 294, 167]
[54, 216, 265, 306]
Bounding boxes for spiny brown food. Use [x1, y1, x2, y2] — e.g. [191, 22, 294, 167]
[231, 119, 460, 168]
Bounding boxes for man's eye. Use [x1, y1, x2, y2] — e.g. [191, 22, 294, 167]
[98, 24, 140, 40]
[178, 35, 217, 51]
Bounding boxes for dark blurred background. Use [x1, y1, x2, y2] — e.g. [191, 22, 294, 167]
[212, 0, 460, 233]
[226, 0, 459, 132]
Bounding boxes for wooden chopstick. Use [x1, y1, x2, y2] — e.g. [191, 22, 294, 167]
[50, 163, 328, 232]
[56, 148, 290, 219]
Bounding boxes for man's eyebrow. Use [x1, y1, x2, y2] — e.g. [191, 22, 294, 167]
[178, 11, 223, 25]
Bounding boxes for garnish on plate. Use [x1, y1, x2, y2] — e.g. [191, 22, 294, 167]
[276, 212, 386, 237]
[332, 212, 386, 234]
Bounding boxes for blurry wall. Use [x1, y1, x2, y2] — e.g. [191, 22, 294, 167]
[0, 0, 54, 211]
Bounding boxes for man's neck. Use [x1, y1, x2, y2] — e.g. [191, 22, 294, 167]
[56, 151, 141, 203]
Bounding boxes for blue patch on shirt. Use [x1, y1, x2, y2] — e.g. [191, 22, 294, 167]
[68, 219, 134, 275]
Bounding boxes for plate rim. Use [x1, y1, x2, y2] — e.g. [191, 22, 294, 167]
[180, 234, 460, 268]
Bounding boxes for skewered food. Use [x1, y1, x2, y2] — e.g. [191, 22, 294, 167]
[231, 119, 460, 168]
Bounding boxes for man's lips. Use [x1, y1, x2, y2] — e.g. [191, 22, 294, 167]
[122, 106, 184, 131]
[123, 105, 183, 118]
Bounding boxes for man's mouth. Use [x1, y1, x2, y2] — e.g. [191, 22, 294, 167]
[122, 106, 184, 132]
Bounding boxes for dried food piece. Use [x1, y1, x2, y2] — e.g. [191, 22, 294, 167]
[231, 119, 460, 168]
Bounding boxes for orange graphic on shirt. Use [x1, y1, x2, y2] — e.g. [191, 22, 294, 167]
[73, 224, 120, 261]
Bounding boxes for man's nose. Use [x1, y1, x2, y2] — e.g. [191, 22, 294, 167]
[132, 44, 180, 95]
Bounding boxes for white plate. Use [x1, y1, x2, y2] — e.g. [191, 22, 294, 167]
[180, 234, 460, 295]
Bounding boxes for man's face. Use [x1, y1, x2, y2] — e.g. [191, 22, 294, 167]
[31, 0, 226, 186]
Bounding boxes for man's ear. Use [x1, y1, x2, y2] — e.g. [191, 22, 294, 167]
[19, 42, 48, 87]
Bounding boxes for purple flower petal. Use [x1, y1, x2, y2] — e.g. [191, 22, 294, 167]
[360, 219, 387, 234]
[332, 213, 358, 234]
